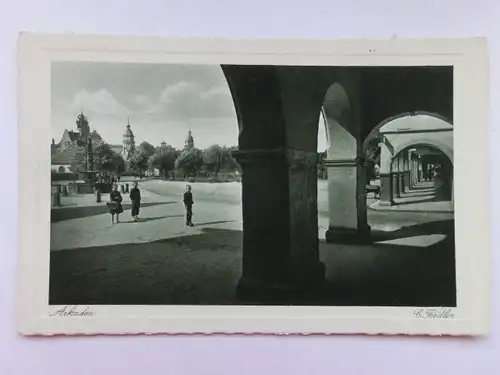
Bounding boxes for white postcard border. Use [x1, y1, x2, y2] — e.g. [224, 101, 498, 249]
[17, 34, 490, 336]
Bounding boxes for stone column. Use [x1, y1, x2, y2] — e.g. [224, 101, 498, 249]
[378, 139, 394, 206]
[222, 65, 325, 301]
[415, 156, 420, 185]
[403, 152, 410, 192]
[392, 157, 400, 199]
[379, 172, 393, 205]
[324, 120, 370, 244]
[416, 158, 420, 182]
[410, 153, 416, 188]
[398, 154, 405, 196]
[233, 149, 324, 298]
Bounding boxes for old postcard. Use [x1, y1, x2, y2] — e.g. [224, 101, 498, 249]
[17, 34, 490, 336]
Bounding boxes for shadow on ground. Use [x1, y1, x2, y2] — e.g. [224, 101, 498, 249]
[51, 202, 174, 223]
[49, 220, 456, 307]
[119, 214, 185, 223]
[371, 219, 453, 241]
[395, 196, 437, 205]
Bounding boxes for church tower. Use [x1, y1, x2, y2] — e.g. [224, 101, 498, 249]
[76, 111, 90, 143]
[121, 117, 136, 169]
[184, 128, 194, 150]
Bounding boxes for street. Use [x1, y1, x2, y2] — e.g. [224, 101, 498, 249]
[49, 179, 456, 307]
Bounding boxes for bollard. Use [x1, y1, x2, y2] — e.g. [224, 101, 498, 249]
[51, 192, 61, 207]
[96, 189, 102, 203]
[121, 184, 125, 193]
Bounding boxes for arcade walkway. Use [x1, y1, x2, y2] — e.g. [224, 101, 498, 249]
[370, 181, 454, 213]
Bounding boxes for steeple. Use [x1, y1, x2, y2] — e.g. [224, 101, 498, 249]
[185, 127, 194, 150]
[121, 117, 136, 164]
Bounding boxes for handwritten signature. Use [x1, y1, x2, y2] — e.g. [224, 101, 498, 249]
[49, 305, 96, 317]
[413, 308, 454, 319]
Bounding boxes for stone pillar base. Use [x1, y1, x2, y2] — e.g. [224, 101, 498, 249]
[325, 225, 372, 245]
[236, 262, 326, 304]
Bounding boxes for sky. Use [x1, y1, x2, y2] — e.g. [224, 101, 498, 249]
[51, 62, 328, 151]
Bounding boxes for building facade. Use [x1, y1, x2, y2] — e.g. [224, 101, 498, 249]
[51, 112, 101, 173]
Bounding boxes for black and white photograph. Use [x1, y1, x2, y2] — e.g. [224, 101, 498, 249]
[17, 35, 490, 335]
[48, 62, 456, 307]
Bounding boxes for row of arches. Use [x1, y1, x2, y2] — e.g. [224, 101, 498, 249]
[219, 65, 453, 299]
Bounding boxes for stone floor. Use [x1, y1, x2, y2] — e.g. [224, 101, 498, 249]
[49, 180, 456, 307]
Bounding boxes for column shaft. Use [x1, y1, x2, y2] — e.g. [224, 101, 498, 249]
[324, 158, 371, 244]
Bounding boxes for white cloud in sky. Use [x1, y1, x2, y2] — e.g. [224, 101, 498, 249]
[159, 81, 198, 104]
[69, 89, 130, 117]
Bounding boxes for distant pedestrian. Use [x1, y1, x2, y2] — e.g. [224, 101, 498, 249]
[183, 184, 194, 227]
[129, 181, 141, 221]
[107, 184, 124, 224]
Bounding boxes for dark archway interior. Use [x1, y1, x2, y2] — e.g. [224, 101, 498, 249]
[394, 144, 453, 203]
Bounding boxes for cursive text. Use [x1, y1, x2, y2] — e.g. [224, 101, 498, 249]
[413, 308, 454, 319]
[49, 305, 96, 317]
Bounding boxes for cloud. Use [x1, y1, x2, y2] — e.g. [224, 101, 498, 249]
[200, 86, 230, 100]
[59, 82, 235, 127]
[133, 94, 150, 106]
[69, 89, 130, 117]
[142, 81, 235, 120]
[159, 81, 199, 104]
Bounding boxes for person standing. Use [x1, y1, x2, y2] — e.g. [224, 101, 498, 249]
[108, 184, 124, 224]
[129, 181, 141, 221]
[183, 184, 194, 227]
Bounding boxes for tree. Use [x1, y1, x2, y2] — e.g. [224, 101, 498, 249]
[94, 142, 117, 172]
[203, 144, 224, 174]
[138, 141, 156, 159]
[69, 147, 86, 173]
[129, 149, 149, 174]
[364, 131, 381, 181]
[224, 145, 241, 173]
[317, 149, 327, 179]
[112, 153, 125, 175]
[91, 142, 126, 176]
[149, 144, 179, 179]
[175, 148, 203, 176]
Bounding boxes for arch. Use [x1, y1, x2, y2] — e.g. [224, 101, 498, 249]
[321, 82, 356, 158]
[375, 113, 453, 175]
[391, 139, 453, 167]
[58, 166, 66, 173]
[362, 111, 453, 152]
[392, 143, 454, 203]
[379, 137, 453, 175]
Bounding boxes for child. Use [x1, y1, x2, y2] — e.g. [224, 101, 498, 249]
[183, 185, 194, 226]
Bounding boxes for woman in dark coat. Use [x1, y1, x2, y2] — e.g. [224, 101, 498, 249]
[107, 184, 124, 224]
[129, 181, 141, 221]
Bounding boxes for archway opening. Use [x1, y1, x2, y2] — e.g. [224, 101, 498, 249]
[364, 112, 453, 211]
[393, 144, 454, 205]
